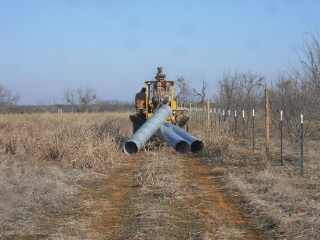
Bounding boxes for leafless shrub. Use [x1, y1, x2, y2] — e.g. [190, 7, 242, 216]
[196, 127, 242, 163]
[203, 131, 232, 159]
[63, 87, 97, 113]
[0, 84, 21, 106]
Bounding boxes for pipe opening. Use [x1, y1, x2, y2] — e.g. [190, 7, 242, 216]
[191, 140, 204, 153]
[124, 141, 138, 155]
[175, 141, 191, 155]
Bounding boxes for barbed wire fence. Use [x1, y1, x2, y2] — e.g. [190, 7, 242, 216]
[186, 99, 306, 176]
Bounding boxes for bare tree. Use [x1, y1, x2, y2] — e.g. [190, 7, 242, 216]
[194, 79, 209, 107]
[0, 84, 21, 106]
[175, 76, 196, 104]
[295, 29, 320, 128]
[269, 73, 311, 142]
[298, 30, 320, 96]
[214, 70, 264, 113]
[63, 87, 97, 112]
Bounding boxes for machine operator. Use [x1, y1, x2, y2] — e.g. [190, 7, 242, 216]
[135, 87, 146, 114]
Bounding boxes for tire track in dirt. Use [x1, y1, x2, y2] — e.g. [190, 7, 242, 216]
[36, 153, 143, 239]
[42, 150, 263, 239]
[106, 149, 264, 239]
[91, 154, 143, 239]
[181, 155, 262, 239]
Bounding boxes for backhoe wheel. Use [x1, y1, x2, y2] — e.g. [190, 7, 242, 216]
[129, 114, 146, 134]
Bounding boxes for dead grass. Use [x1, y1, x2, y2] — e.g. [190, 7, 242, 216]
[3, 110, 320, 239]
[228, 170, 320, 239]
[197, 121, 320, 239]
[202, 129, 237, 160]
[0, 112, 131, 239]
[131, 147, 187, 239]
[0, 112, 130, 170]
[136, 148, 184, 199]
[0, 157, 86, 238]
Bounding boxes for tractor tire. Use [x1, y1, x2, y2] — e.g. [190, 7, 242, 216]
[129, 114, 146, 134]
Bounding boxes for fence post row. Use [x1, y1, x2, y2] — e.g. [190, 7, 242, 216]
[187, 104, 306, 177]
[189, 104, 304, 176]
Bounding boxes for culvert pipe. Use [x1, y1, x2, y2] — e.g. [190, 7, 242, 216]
[164, 122, 204, 153]
[155, 125, 191, 155]
[124, 104, 172, 154]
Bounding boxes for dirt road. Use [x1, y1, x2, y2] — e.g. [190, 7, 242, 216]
[49, 149, 261, 239]
[34, 148, 262, 239]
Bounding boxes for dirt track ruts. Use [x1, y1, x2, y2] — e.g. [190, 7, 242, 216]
[81, 150, 263, 239]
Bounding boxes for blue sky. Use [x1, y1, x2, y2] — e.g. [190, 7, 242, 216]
[0, 0, 319, 105]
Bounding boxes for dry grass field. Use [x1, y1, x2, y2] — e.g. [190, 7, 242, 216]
[0, 112, 320, 239]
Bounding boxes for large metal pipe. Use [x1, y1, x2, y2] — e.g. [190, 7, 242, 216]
[124, 105, 172, 154]
[164, 122, 204, 153]
[156, 125, 190, 155]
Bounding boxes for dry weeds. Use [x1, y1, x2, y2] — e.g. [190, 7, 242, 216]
[3, 110, 320, 239]
[0, 157, 86, 238]
[0, 112, 131, 239]
[130, 148, 187, 239]
[0, 113, 129, 170]
[228, 170, 320, 239]
[196, 120, 320, 239]
[136, 149, 184, 199]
